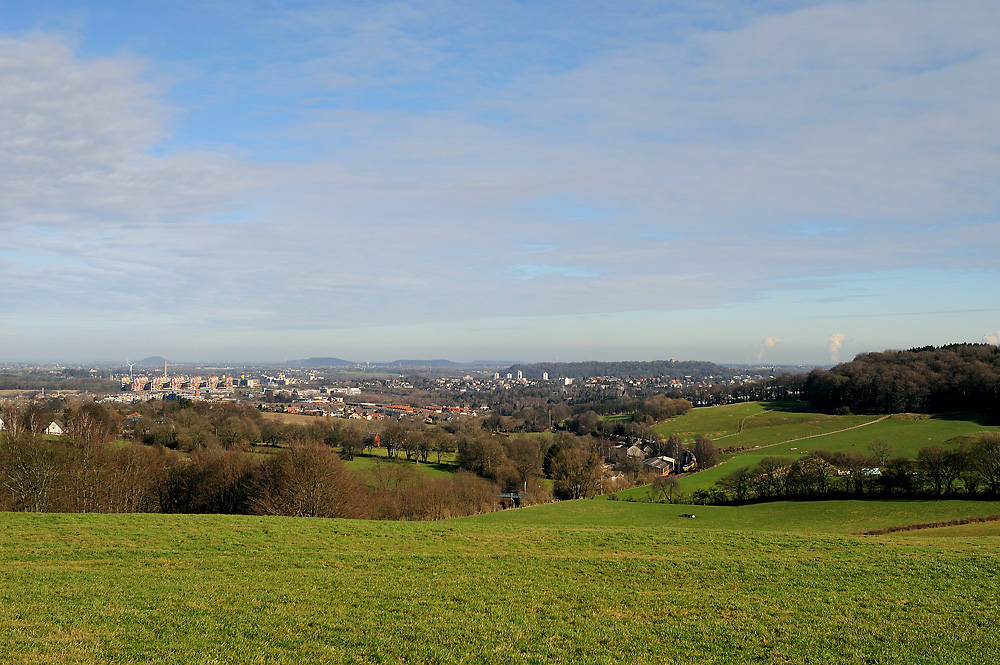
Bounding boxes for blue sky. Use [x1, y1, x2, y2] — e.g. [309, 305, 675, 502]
[1, 0, 998, 364]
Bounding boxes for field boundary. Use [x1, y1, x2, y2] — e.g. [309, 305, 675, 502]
[857, 513, 1000, 535]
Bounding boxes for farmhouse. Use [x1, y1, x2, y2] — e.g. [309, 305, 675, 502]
[45, 420, 65, 436]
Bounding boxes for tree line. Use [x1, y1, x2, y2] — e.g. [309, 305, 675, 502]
[505, 360, 726, 381]
[0, 402, 499, 520]
[803, 344, 1000, 415]
[0, 398, 663, 517]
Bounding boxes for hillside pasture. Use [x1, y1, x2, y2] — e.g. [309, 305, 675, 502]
[260, 411, 337, 426]
[2, 500, 1000, 663]
[344, 454, 457, 480]
[677, 413, 1000, 494]
[651, 401, 767, 440]
[467, 496, 1000, 535]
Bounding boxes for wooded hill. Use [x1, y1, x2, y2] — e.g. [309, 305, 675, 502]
[506, 359, 726, 380]
[804, 343, 1000, 415]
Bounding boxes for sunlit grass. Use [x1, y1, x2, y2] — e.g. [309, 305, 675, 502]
[2, 498, 999, 663]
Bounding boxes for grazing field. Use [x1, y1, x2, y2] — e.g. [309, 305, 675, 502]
[633, 403, 1000, 498]
[652, 401, 881, 448]
[260, 411, 337, 426]
[651, 401, 768, 440]
[2, 499, 1000, 664]
[343, 454, 457, 479]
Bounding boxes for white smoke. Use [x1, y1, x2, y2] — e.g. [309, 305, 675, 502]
[828, 333, 848, 363]
[984, 330, 1000, 345]
[757, 336, 782, 361]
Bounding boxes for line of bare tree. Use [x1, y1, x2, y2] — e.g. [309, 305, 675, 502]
[0, 402, 500, 519]
[703, 434, 1000, 505]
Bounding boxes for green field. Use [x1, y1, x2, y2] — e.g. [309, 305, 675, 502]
[343, 454, 457, 479]
[634, 403, 1000, 498]
[652, 401, 882, 448]
[2, 498, 1000, 663]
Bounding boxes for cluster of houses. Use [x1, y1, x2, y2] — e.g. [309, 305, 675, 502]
[274, 399, 478, 422]
[606, 442, 698, 475]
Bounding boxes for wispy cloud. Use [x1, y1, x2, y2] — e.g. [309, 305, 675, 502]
[504, 264, 597, 281]
[1, 1, 999, 361]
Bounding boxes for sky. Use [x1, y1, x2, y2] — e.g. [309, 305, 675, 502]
[1, 0, 999, 365]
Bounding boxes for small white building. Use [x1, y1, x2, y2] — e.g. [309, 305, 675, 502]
[45, 420, 65, 436]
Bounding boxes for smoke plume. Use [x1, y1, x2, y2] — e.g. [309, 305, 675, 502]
[757, 336, 782, 361]
[984, 330, 1000, 345]
[828, 333, 847, 363]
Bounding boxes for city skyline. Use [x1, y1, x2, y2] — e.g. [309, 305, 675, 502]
[2, 1, 999, 365]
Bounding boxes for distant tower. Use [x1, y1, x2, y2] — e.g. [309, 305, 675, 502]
[542, 372, 549, 381]
[516, 370, 523, 380]
[164, 359, 168, 378]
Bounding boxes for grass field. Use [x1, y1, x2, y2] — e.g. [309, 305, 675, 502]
[260, 411, 338, 426]
[633, 403, 1000, 498]
[343, 454, 457, 479]
[2, 498, 1000, 664]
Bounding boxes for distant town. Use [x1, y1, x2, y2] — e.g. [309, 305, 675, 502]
[0, 356, 805, 427]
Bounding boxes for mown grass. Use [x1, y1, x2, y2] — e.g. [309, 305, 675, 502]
[2, 499, 1000, 664]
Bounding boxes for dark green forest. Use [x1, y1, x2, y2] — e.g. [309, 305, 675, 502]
[804, 343, 1000, 415]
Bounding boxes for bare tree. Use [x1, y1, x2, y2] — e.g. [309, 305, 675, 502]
[252, 441, 361, 518]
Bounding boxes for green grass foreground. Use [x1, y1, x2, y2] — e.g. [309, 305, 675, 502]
[3, 500, 1000, 664]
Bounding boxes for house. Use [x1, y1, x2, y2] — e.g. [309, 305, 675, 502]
[626, 444, 645, 459]
[45, 420, 65, 436]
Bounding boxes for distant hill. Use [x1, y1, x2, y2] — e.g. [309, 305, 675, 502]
[506, 360, 728, 380]
[298, 357, 354, 367]
[134, 356, 168, 368]
[380, 359, 463, 368]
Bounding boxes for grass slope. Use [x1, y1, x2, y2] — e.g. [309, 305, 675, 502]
[344, 454, 457, 479]
[635, 403, 1000, 497]
[2, 499, 1000, 664]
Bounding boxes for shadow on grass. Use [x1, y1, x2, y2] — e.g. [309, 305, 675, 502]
[932, 411, 1000, 427]
[759, 400, 814, 413]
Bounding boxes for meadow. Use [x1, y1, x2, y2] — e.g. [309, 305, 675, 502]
[343, 453, 457, 480]
[638, 403, 1000, 496]
[2, 498, 1000, 664]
